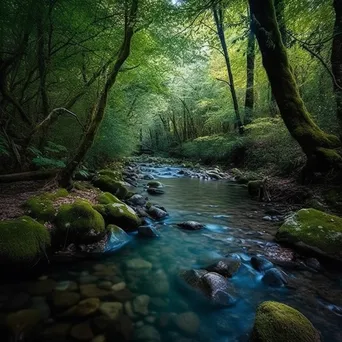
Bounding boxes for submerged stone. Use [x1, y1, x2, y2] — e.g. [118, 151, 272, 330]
[177, 221, 205, 230]
[147, 188, 165, 195]
[174, 311, 200, 336]
[251, 256, 274, 272]
[262, 268, 288, 287]
[60, 298, 100, 317]
[205, 257, 241, 278]
[99, 302, 123, 320]
[147, 206, 168, 220]
[70, 321, 94, 341]
[138, 225, 160, 238]
[125, 258, 152, 270]
[251, 301, 321, 342]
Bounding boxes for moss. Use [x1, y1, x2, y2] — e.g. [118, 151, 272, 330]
[92, 175, 128, 199]
[97, 192, 123, 205]
[98, 169, 122, 180]
[147, 181, 163, 188]
[24, 189, 69, 222]
[55, 200, 105, 245]
[276, 208, 342, 259]
[94, 203, 140, 232]
[251, 301, 321, 342]
[0, 216, 50, 264]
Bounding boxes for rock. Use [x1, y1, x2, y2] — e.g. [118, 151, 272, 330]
[179, 269, 236, 307]
[143, 174, 155, 180]
[94, 203, 141, 232]
[28, 279, 56, 296]
[99, 302, 123, 320]
[305, 258, 321, 271]
[70, 321, 94, 341]
[6, 309, 41, 338]
[205, 257, 241, 277]
[174, 312, 200, 336]
[147, 270, 170, 296]
[128, 194, 147, 207]
[251, 301, 321, 342]
[61, 298, 100, 317]
[147, 181, 163, 188]
[276, 208, 342, 262]
[55, 280, 78, 292]
[262, 268, 288, 287]
[93, 175, 128, 199]
[31, 296, 51, 320]
[145, 316, 156, 324]
[150, 297, 168, 309]
[251, 256, 274, 272]
[133, 295, 150, 315]
[52, 291, 81, 310]
[112, 282, 126, 291]
[55, 200, 105, 246]
[124, 301, 136, 319]
[107, 315, 134, 341]
[111, 288, 134, 302]
[134, 325, 161, 341]
[91, 335, 106, 342]
[177, 221, 205, 230]
[102, 225, 132, 252]
[97, 192, 123, 205]
[80, 284, 111, 298]
[138, 226, 160, 238]
[147, 188, 165, 195]
[0, 216, 51, 267]
[147, 206, 168, 220]
[125, 258, 152, 271]
[41, 323, 71, 339]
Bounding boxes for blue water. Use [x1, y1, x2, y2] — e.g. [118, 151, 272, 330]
[1, 171, 341, 341]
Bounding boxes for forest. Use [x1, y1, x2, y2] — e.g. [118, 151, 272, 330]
[0, 0, 342, 342]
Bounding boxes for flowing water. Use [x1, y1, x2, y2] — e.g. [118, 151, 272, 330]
[1, 165, 342, 341]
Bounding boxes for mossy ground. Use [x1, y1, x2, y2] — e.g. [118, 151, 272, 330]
[277, 208, 342, 256]
[55, 200, 105, 245]
[251, 301, 321, 342]
[0, 216, 50, 264]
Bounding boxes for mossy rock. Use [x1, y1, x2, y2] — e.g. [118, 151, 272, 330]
[23, 188, 68, 222]
[0, 216, 50, 265]
[97, 192, 123, 205]
[147, 181, 163, 188]
[251, 301, 321, 342]
[276, 208, 342, 261]
[55, 200, 106, 246]
[98, 169, 122, 180]
[93, 175, 128, 199]
[94, 203, 141, 232]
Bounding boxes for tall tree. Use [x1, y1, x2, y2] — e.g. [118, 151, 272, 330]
[249, 0, 341, 173]
[244, 8, 255, 125]
[332, 0, 342, 136]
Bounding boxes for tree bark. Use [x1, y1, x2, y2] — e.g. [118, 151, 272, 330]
[249, 0, 341, 172]
[58, 0, 139, 188]
[244, 9, 255, 125]
[332, 0, 342, 136]
[212, 3, 243, 134]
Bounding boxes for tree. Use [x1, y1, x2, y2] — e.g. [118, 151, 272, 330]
[332, 0, 342, 136]
[248, 0, 341, 173]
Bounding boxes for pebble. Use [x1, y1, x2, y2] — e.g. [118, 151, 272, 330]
[112, 282, 126, 292]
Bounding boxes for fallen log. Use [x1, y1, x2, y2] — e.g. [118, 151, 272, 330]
[0, 169, 60, 183]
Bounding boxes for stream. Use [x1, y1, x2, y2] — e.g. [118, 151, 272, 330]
[1, 163, 341, 341]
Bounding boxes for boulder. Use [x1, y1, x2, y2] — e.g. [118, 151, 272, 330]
[205, 257, 241, 278]
[262, 268, 288, 287]
[147, 206, 168, 220]
[173, 312, 200, 336]
[147, 181, 163, 188]
[147, 188, 165, 195]
[55, 200, 105, 245]
[133, 295, 150, 315]
[251, 256, 274, 272]
[93, 175, 128, 199]
[177, 221, 205, 230]
[276, 208, 342, 261]
[138, 226, 160, 238]
[103, 225, 131, 252]
[94, 203, 140, 232]
[128, 194, 147, 207]
[251, 301, 321, 342]
[0, 216, 50, 267]
[97, 192, 123, 205]
[99, 302, 123, 320]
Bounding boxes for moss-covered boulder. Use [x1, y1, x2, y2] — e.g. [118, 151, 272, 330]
[276, 208, 342, 261]
[98, 169, 122, 180]
[0, 216, 50, 265]
[94, 203, 140, 232]
[55, 200, 106, 246]
[93, 175, 128, 199]
[23, 189, 68, 222]
[251, 301, 321, 342]
[97, 192, 123, 205]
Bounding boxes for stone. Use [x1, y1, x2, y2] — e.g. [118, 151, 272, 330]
[41, 323, 71, 339]
[174, 312, 200, 336]
[276, 208, 342, 262]
[138, 225, 160, 238]
[111, 288, 134, 302]
[112, 282, 126, 292]
[61, 298, 100, 317]
[205, 257, 241, 277]
[147, 188, 165, 195]
[99, 302, 123, 320]
[55, 280, 78, 292]
[251, 301, 321, 342]
[31, 296, 51, 320]
[6, 309, 41, 338]
[98, 281, 113, 290]
[51, 291, 81, 310]
[262, 268, 288, 287]
[124, 301, 136, 319]
[80, 284, 111, 298]
[147, 206, 168, 220]
[134, 325, 161, 341]
[177, 221, 205, 230]
[125, 258, 152, 271]
[70, 321, 94, 341]
[147, 181, 163, 188]
[91, 335, 106, 342]
[251, 256, 274, 272]
[133, 295, 150, 316]
[128, 194, 147, 206]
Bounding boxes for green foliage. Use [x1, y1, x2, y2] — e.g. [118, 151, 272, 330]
[0, 216, 51, 264]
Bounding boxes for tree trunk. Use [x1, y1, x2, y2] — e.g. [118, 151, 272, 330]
[244, 9, 255, 125]
[249, 0, 341, 172]
[58, 0, 139, 188]
[332, 0, 342, 136]
[212, 3, 243, 134]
